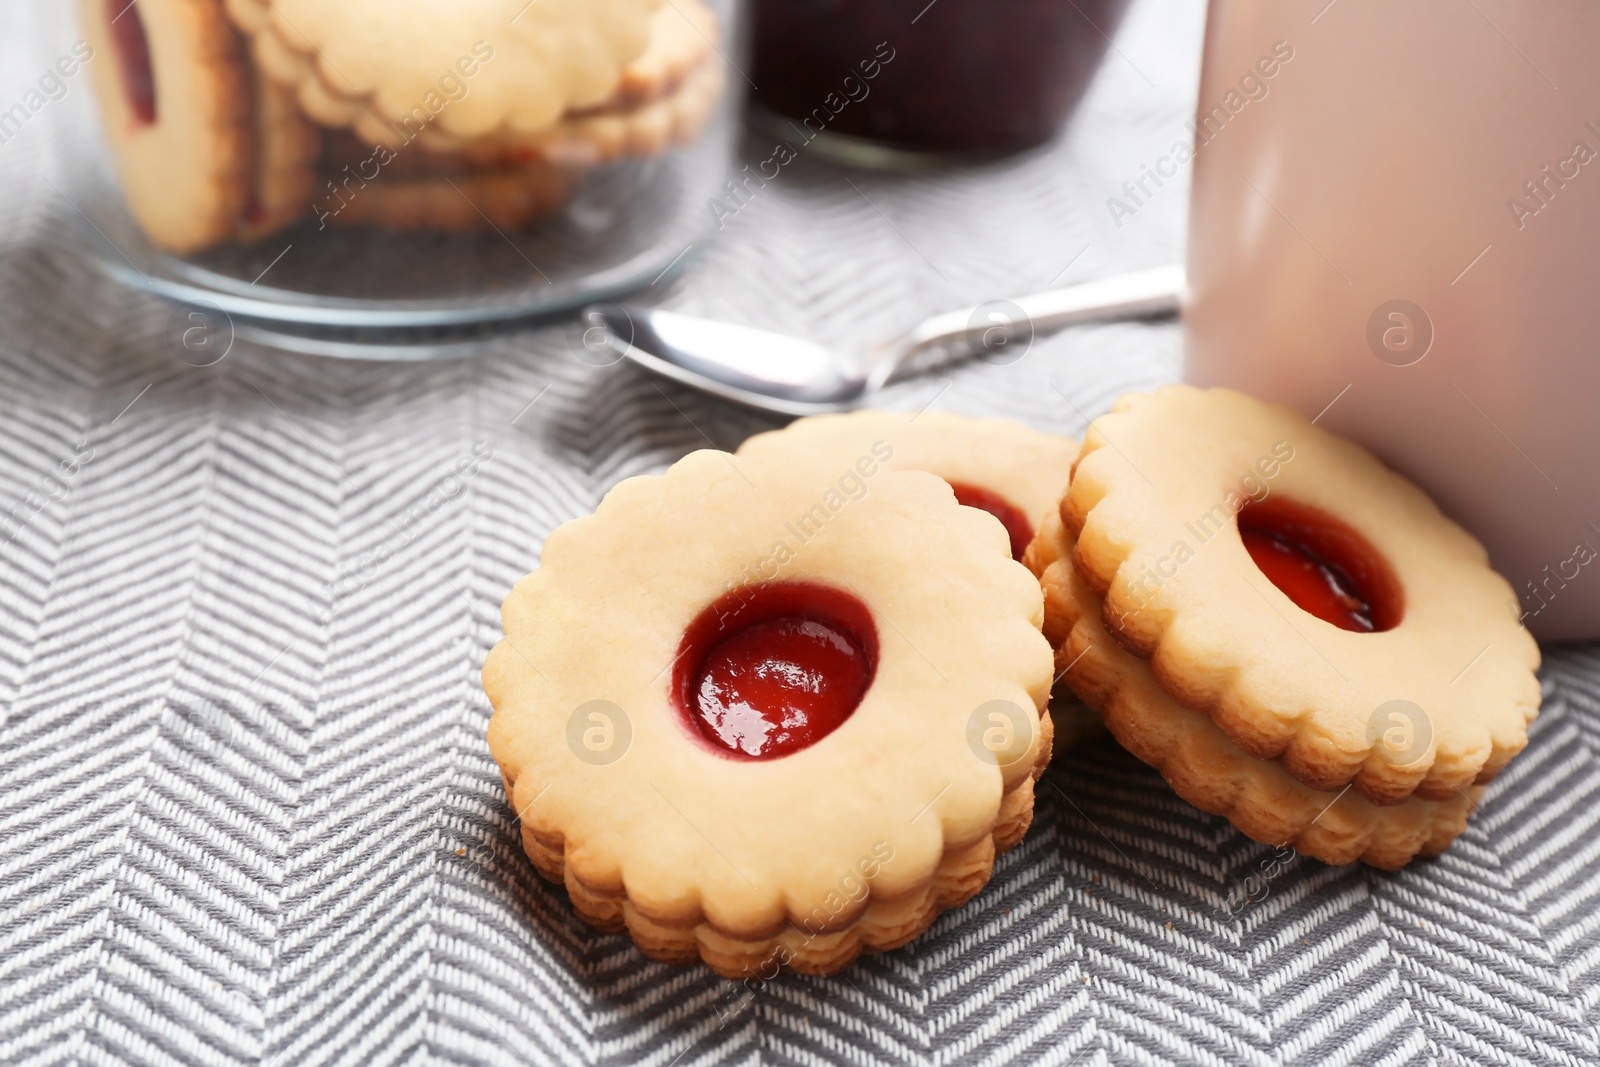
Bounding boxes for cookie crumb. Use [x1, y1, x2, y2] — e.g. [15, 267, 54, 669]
[1165, 921, 1174, 931]
[1002, 907, 1011, 917]
[456, 848, 467, 857]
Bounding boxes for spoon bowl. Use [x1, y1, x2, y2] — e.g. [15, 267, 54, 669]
[584, 264, 1184, 415]
[584, 306, 870, 415]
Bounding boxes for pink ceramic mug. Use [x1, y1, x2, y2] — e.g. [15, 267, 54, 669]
[1184, 0, 1600, 640]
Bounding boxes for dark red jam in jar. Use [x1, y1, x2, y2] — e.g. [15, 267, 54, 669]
[751, 0, 1133, 155]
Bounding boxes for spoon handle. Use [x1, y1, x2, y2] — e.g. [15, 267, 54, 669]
[869, 264, 1185, 389]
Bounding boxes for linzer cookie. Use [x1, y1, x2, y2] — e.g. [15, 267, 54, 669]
[1030, 504, 1480, 869]
[318, 165, 572, 233]
[400, 53, 724, 167]
[80, 0, 252, 252]
[418, 0, 717, 149]
[611, 0, 718, 106]
[241, 18, 364, 129]
[235, 60, 317, 242]
[231, 0, 658, 143]
[740, 410, 1103, 748]
[484, 448, 1053, 977]
[1062, 386, 1540, 804]
[318, 130, 479, 181]
[737, 410, 1079, 561]
[354, 0, 721, 163]
[313, 130, 573, 231]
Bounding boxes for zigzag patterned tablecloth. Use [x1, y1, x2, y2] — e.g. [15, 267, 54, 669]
[4, 1, 1599, 1064]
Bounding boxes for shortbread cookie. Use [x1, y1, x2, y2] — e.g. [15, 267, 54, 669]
[739, 410, 1104, 747]
[274, 0, 716, 162]
[610, 0, 718, 106]
[492, 53, 722, 165]
[235, 59, 318, 242]
[218, 0, 266, 34]
[1031, 505, 1479, 869]
[243, 21, 365, 129]
[737, 410, 1080, 561]
[1064, 386, 1540, 804]
[390, 52, 724, 167]
[319, 130, 485, 181]
[317, 165, 573, 232]
[233, 0, 658, 143]
[80, 0, 252, 252]
[484, 448, 1053, 978]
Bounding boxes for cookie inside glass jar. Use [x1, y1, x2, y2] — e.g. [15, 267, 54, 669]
[70, 0, 741, 334]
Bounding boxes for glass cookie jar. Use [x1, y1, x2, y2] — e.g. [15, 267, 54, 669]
[59, 0, 745, 346]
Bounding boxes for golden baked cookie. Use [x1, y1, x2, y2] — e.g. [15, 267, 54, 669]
[739, 410, 1105, 748]
[737, 410, 1080, 562]
[1064, 386, 1540, 804]
[484, 447, 1054, 978]
[290, 0, 717, 161]
[228, 0, 658, 142]
[317, 164, 572, 233]
[319, 129, 498, 181]
[234, 59, 318, 243]
[221, 0, 369, 136]
[242, 20, 364, 129]
[236, 0, 719, 171]
[393, 50, 724, 166]
[80, 0, 252, 253]
[318, 0, 715, 161]
[1030, 504, 1479, 869]
[609, 0, 718, 107]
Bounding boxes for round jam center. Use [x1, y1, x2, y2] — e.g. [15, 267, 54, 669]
[674, 582, 878, 760]
[107, 0, 157, 126]
[1238, 499, 1402, 633]
[949, 482, 1033, 561]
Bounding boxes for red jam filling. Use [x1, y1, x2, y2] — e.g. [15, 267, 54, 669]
[1238, 499, 1402, 633]
[949, 483, 1033, 561]
[107, 0, 157, 127]
[674, 582, 878, 760]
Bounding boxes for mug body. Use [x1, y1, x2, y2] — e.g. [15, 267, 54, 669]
[1186, 0, 1600, 639]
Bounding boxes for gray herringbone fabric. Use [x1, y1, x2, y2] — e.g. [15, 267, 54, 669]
[4, 2, 1598, 1064]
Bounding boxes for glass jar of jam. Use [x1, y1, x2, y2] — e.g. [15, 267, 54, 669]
[750, 0, 1132, 160]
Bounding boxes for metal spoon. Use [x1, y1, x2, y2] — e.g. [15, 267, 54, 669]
[581, 263, 1183, 416]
